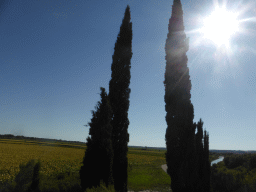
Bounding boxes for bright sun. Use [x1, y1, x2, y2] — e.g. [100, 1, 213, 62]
[188, 0, 256, 74]
[201, 6, 239, 47]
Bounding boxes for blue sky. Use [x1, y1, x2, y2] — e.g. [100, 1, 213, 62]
[1, 0, 256, 150]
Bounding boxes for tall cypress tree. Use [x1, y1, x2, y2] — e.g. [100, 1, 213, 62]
[194, 118, 211, 192]
[79, 87, 113, 191]
[195, 119, 204, 191]
[164, 0, 194, 191]
[108, 5, 132, 192]
[203, 130, 210, 192]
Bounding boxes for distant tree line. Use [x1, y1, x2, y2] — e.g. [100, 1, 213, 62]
[0, 134, 16, 139]
[0, 134, 86, 145]
[211, 153, 256, 192]
[224, 153, 256, 170]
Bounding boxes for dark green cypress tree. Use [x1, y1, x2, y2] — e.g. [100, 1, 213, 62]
[203, 130, 210, 192]
[195, 119, 204, 191]
[194, 118, 212, 192]
[108, 5, 132, 192]
[164, 0, 194, 191]
[79, 87, 114, 191]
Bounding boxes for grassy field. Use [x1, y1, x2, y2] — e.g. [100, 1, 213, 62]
[0, 139, 171, 192]
[0, 139, 218, 192]
[0, 139, 85, 192]
[127, 148, 171, 191]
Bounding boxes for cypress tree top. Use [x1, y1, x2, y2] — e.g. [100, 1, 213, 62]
[165, 0, 192, 121]
[169, 0, 184, 33]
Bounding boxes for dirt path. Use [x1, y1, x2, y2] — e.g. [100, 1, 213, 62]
[161, 164, 167, 173]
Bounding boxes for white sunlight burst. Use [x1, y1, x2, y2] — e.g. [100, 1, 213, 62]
[201, 6, 239, 47]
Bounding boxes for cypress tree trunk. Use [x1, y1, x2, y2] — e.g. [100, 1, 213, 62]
[108, 5, 132, 192]
[80, 87, 114, 191]
[164, 0, 195, 191]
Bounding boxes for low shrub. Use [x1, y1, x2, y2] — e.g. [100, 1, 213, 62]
[85, 181, 115, 192]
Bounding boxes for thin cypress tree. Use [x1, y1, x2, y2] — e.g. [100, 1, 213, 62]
[79, 87, 113, 191]
[164, 0, 195, 191]
[108, 5, 132, 192]
[203, 130, 210, 192]
[195, 119, 204, 191]
[194, 118, 211, 192]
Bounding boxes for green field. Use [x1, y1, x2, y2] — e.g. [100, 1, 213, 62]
[127, 148, 171, 191]
[0, 139, 171, 192]
[0, 138, 219, 192]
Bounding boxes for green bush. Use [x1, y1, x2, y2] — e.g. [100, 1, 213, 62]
[85, 181, 115, 192]
[4, 159, 42, 192]
[28, 159, 41, 192]
[0, 180, 16, 192]
[0, 159, 41, 192]
[14, 159, 37, 192]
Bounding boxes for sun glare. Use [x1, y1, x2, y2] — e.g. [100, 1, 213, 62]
[186, 0, 256, 75]
[201, 6, 239, 47]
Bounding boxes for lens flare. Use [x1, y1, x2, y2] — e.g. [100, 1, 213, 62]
[201, 6, 239, 47]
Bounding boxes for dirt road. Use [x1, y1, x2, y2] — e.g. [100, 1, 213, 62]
[161, 164, 167, 173]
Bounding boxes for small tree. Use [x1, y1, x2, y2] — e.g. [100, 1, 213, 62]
[80, 87, 114, 191]
[27, 160, 41, 192]
[13, 159, 40, 192]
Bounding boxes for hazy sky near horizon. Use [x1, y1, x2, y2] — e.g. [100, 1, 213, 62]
[1, 0, 256, 150]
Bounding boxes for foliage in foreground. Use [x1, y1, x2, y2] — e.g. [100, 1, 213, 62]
[85, 181, 115, 192]
[0, 159, 41, 192]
